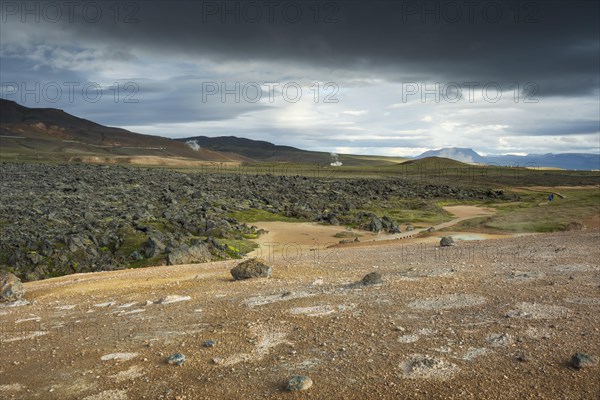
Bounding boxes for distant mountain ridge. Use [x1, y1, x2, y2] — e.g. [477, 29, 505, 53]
[484, 153, 600, 171]
[1, 100, 597, 170]
[415, 148, 487, 164]
[416, 147, 599, 171]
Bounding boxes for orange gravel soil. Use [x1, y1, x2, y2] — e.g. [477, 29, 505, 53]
[1, 230, 599, 400]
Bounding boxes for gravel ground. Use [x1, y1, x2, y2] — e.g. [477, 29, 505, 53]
[1, 230, 599, 399]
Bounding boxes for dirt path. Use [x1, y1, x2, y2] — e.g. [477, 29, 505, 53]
[441, 205, 496, 219]
[249, 206, 498, 256]
[423, 205, 496, 231]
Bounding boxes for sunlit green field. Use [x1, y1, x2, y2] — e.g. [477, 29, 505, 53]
[448, 188, 599, 233]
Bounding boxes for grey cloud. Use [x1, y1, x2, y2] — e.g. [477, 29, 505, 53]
[516, 120, 600, 136]
[1, 1, 598, 155]
[2, 1, 598, 96]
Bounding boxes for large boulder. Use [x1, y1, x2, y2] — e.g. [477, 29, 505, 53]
[381, 216, 393, 230]
[231, 258, 272, 280]
[167, 243, 211, 265]
[143, 236, 166, 258]
[368, 217, 384, 232]
[440, 236, 455, 247]
[0, 271, 24, 302]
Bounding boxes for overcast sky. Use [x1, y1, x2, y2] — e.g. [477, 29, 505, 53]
[1, 0, 598, 156]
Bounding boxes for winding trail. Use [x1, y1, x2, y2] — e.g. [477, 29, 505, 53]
[249, 205, 498, 257]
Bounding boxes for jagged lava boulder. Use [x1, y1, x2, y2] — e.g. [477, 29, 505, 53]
[0, 271, 25, 302]
[231, 258, 272, 280]
[167, 243, 211, 265]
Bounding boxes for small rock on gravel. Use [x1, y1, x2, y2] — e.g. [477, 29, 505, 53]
[286, 375, 313, 391]
[230, 258, 272, 280]
[203, 340, 217, 348]
[167, 353, 186, 366]
[440, 236, 455, 247]
[0, 272, 24, 302]
[571, 353, 598, 369]
[360, 272, 383, 286]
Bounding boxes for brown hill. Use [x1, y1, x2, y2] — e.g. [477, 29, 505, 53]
[0, 99, 248, 164]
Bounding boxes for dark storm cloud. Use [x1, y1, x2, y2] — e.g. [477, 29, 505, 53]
[0, 52, 269, 126]
[516, 120, 600, 136]
[67, 93, 267, 127]
[3, 0, 596, 97]
[1, 1, 598, 155]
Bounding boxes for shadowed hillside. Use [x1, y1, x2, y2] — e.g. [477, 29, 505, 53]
[0, 100, 246, 164]
[177, 135, 408, 166]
